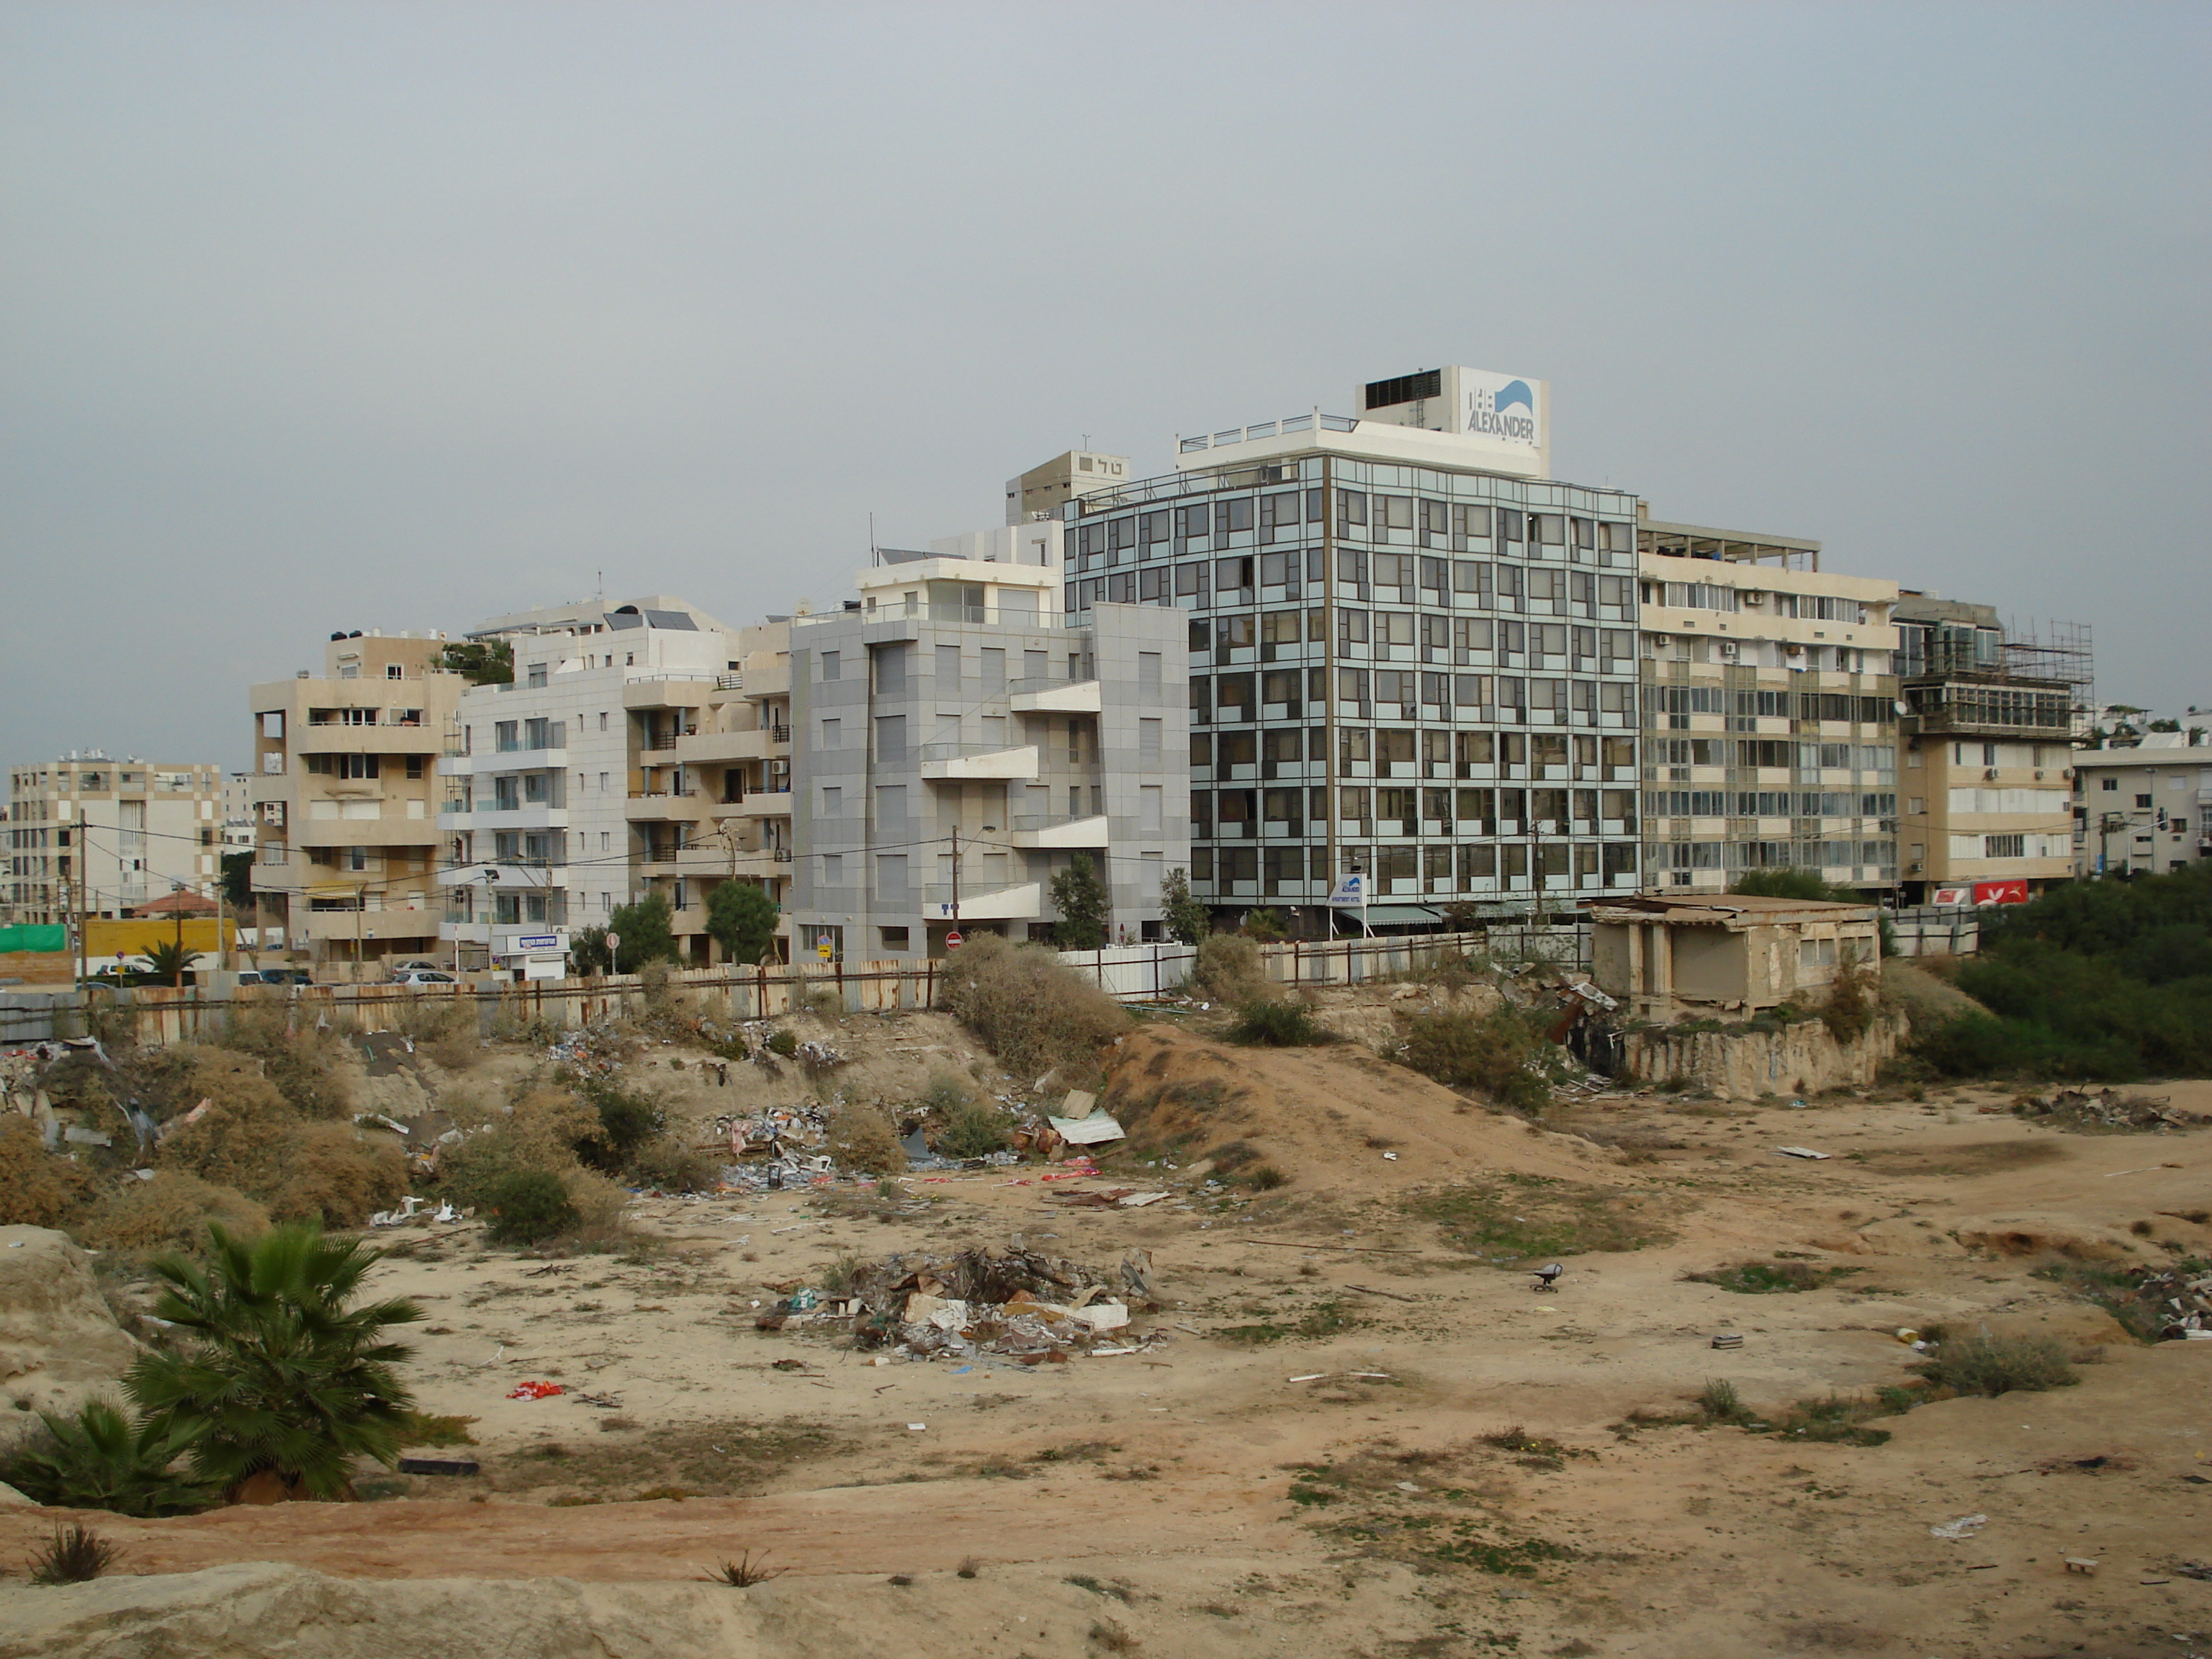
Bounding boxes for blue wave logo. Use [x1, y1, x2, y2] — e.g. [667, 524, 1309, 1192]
[1493, 379, 1534, 413]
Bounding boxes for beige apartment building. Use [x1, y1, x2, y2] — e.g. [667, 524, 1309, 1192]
[248, 631, 465, 976]
[1635, 518, 1902, 895]
[1892, 598, 2085, 904]
[441, 598, 793, 974]
[6, 754, 223, 924]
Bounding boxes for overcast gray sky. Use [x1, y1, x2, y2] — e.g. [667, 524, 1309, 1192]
[4, 1, 2206, 768]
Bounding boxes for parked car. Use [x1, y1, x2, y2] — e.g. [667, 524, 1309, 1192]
[390, 968, 458, 985]
[238, 968, 313, 986]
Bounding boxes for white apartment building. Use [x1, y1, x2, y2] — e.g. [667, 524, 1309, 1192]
[6, 753, 223, 925]
[248, 631, 465, 975]
[2073, 732, 2211, 876]
[441, 598, 795, 974]
[788, 521, 1190, 960]
[1635, 518, 1902, 894]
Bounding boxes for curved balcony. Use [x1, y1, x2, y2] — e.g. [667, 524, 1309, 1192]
[918, 744, 1040, 782]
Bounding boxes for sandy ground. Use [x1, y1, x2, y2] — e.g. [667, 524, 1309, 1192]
[5, 1017, 2211, 1658]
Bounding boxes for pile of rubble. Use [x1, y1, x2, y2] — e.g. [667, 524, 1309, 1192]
[2129, 1262, 2212, 1342]
[2010, 1088, 2208, 1133]
[758, 1245, 1164, 1364]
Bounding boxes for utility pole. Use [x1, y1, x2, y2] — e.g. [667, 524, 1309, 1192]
[949, 828, 961, 938]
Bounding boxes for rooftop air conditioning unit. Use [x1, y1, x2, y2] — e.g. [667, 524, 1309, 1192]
[1718, 641, 1738, 657]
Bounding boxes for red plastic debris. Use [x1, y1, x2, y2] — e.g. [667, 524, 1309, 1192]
[506, 1380, 565, 1401]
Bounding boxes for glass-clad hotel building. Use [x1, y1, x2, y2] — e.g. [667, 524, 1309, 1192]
[1056, 375, 1642, 927]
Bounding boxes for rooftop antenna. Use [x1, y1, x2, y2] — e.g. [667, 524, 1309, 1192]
[868, 511, 877, 567]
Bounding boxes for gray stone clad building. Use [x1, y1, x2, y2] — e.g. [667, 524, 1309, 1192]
[787, 525, 1189, 961]
[1056, 367, 1645, 930]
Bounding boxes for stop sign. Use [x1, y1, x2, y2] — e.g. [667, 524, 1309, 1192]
[944, 930, 963, 949]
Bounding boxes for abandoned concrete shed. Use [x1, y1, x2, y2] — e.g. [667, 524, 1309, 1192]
[1581, 893, 1879, 1022]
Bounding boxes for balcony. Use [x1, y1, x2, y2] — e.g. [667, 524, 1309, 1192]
[438, 748, 567, 775]
[292, 904, 444, 944]
[677, 727, 789, 765]
[293, 722, 442, 755]
[439, 804, 567, 832]
[708, 788, 793, 819]
[918, 881, 1042, 922]
[624, 789, 705, 820]
[291, 816, 446, 849]
[918, 744, 1040, 782]
[436, 860, 567, 889]
[1010, 678, 1102, 715]
[1004, 813, 1109, 850]
[622, 678, 716, 711]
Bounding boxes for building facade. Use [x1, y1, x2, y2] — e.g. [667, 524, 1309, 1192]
[788, 524, 1190, 959]
[440, 597, 795, 973]
[1634, 518, 1901, 895]
[1892, 597, 2083, 904]
[247, 631, 464, 976]
[2072, 733, 2211, 876]
[6, 754, 223, 925]
[1055, 368, 1642, 930]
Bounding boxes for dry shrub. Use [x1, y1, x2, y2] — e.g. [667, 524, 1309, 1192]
[434, 1087, 601, 1211]
[827, 1105, 907, 1176]
[271, 1122, 408, 1227]
[78, 1171, 270, 1254]
[1185, 934, 1269, 1005]
[936, 934, 1126, 1078]
[213, 1006, 353, 1120]
[557, 1169, 637, 1249]
[1390, 1004, 1553, 1112]
[158, 1070, 297, 1197]
[627, 1130, 716, 1192]
[0, 1116, 98, 1228]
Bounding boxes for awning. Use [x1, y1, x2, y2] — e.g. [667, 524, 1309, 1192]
[1337, 905, 1446, 927]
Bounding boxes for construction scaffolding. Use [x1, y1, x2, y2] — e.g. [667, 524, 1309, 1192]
[2003, 616, 2095, 715]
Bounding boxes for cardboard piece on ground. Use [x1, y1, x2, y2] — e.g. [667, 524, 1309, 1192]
[1050, 1112, 1126, 1146]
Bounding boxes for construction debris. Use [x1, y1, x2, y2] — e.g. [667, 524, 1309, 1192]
[2012, 1089, 2208, 1133]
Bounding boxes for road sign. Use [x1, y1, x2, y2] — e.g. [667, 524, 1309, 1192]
[945, 930, 963, 948]
[816, 938, 834, 961]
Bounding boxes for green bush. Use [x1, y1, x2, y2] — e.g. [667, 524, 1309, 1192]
[1390, 1004, 1554, 1112]
[0, 1401, 210, 1516]
[626, 1131, 716, 1192]
[938, 1100, 1012, 1159]
[1912, 1332, 2077, 1398]
[1228, 998, 1328, 1047]
[566, 1075, 666, 1174]
[485, 1170, 581, 1245]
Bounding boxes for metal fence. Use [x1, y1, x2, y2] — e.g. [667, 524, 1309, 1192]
[1, 925, 1592, 1045]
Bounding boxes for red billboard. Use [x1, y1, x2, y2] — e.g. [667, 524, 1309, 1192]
[1972, 879, 2029, 906]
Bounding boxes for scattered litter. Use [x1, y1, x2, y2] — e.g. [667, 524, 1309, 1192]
[397, 1457, 480, 1477]
[1380, 1151, 1398, 1161]
[2064, 1557, 2098, 1575]
[906, 1423, 927, 1432]
[1395, 1481, 1422, 1493]
[1048, 1110, 1126, 1147]
[506, 1381, 565, 1401]
[1289, 1373, 1328, 1383]
[1775, 1147, 1830, 1160]
[1344, 1284, 1419, 1303]
[1929, 1514, 1987, 1540]
[1711, 1333, 1745, 1350]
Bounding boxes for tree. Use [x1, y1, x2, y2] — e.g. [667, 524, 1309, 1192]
[570, 924, 613, 976]
[438, 639, 513, 686]
[1727, 868, 1862, 904]
[1049, 853, 1111, 950]
[139, 940, 202, 989]
[220, 851, 254, 910]
[125, 1223, 423, 1503]
[1160, 867, 1210, 945]
[706, 881, 779, 965]
[606, 891, 678, 971]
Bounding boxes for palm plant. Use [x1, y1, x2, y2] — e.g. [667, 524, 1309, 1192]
[0, 1400, 211, 1516]
[125, 1223, 424, 1501]
[139, 938, 202, 987]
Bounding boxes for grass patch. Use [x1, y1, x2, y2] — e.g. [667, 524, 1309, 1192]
[1409, 1176, 1674, 1264]
[1682, 1259, 1859, 1295]
[399, 1412, 479, 1448]
[1912, 1332, 2078, 1397]
[1216, 1300, 1362, 1344]
[29, 1522, 121, 1584]
[482, 1418, 842, 1500]
[1227, 999, 1330, 1048]
[1388, 1005, 1559, 1113]
[1766, 1390, 1915, 1446]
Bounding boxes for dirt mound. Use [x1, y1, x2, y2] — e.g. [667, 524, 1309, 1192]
[0, 1560, 760, 1659]
[2011, 1087, 2208, 1133]
[1098, 1025, 1617, 1194]
[1951, 1213, 2145, 1263]
[0, 1226, 135, 1414]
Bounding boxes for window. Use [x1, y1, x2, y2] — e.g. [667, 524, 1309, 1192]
[878, 925, 909, 950]
[1984, 833, 2026, 859]
[822, 853, 844, 884]
[822, 785, 842, 817]
[2135, 793, 2153, 809]
[876, 783, 908, 819]
[821, 650, 840, 680]
[1140, 785, 1163, 832]
[526, 663, 547, 688]
[387, 663, 403, 680]
[1138, 719, 1162, 763]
